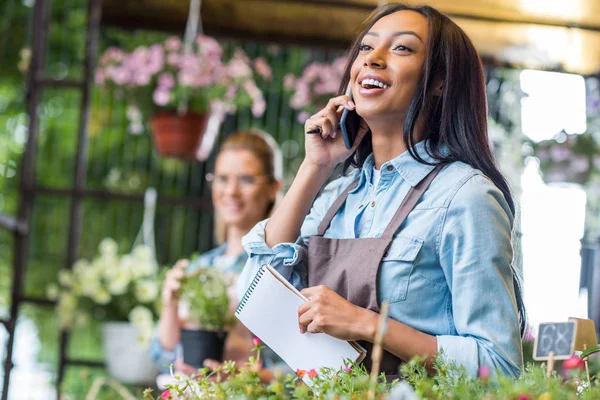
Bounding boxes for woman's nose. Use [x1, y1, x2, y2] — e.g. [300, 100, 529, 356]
[364, 47, 387, 69]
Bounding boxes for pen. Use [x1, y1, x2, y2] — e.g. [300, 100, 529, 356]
[307, 127, 322, 135]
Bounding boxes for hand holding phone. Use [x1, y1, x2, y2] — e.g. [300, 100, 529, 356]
[339, 89, 361, 150]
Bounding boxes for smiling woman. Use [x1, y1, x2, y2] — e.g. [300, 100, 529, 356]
[152, 130, 283, 380]
[237, 2, 525, 380]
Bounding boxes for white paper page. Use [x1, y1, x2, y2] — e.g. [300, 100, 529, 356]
[235, 265, 361, 385]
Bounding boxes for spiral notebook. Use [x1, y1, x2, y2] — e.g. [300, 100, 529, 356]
[235, 264, 365, 386]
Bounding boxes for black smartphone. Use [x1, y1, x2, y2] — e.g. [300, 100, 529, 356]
[339, 89, 361, 150]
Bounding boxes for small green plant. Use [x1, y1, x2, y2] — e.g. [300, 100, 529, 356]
[143, 340, 394, 400]
[178, 267, 234, 331]
[143, 348, 600, 399]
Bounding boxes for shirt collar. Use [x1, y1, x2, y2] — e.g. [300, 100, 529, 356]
[353, 140, 442, 189]
[389, 140, 440, 187]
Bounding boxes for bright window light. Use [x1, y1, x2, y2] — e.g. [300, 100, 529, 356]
[520, 69, 586, 142]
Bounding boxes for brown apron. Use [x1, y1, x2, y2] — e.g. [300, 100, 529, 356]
[307, 165, 442, 377]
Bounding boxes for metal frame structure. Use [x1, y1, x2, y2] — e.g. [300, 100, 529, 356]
[0, 0, 209, 397]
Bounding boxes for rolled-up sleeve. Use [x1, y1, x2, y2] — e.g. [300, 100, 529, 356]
[437, 174, 523, 377]
[150, 334, 178, 373]
[237, 173, 357, 300]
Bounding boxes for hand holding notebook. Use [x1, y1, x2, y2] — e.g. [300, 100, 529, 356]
[235, 265, 365, 385]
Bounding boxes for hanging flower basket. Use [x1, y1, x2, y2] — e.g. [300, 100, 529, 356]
[95, 35, 272, 161]
[150, 111, 210, 159]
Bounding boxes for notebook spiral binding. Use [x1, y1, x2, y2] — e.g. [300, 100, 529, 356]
[235, 265, 267, 316]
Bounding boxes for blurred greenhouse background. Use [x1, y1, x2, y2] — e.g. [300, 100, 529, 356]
[1, 0, 600, 398]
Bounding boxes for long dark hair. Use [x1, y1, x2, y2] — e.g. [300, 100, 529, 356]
[340, 3, 526, 335]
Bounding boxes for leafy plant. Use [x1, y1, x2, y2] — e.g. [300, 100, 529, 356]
[179, 267, 234, 331]
[143, 340, 395, 400]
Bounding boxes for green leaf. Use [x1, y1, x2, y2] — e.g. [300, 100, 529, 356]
[580, 345, 600, 359]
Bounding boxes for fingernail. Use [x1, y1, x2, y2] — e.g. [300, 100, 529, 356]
[348, 100, 355, 109]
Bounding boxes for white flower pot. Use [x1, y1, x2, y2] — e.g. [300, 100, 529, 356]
[101, 321, 158, 384]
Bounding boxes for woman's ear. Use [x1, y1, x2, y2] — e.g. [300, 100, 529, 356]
[270, 179, 282, 201]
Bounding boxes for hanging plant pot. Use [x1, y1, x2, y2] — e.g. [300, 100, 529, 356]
[180, 328, 228, 369]
[150, 111, 210, 160]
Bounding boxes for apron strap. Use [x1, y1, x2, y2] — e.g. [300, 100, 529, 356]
[317, 178, 360, 236]
[381, 165, 443, 240]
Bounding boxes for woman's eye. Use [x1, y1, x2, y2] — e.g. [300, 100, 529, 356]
[239, 176, 256, 185]
[394, 45, 413, 52]
[359, 44, 372, 51]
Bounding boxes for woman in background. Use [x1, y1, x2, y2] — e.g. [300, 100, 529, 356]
[152, 130, 282, 380]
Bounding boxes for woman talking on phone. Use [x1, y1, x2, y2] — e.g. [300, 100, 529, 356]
[238, 3, 525, 378]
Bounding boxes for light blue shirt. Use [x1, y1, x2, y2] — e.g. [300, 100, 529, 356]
[237, 141, 523, 378]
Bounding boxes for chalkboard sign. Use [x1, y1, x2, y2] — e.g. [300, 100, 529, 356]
[533, 322, 576, 360]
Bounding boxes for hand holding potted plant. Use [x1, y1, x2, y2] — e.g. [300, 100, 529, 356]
[177, 267, 237, 369]
[95, 35, 271, 160]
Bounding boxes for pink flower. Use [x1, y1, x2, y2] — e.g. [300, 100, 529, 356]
[283, 74, 296, 90]
[252, 337, 261, 346]
[95, 70, 105, 85]
[478, 366, 491, 378]
[167, 53, 179, 66]
[297, 111, 310, 124]
[563, 355, 585, 370]
[160, 389, 171, 399]
[252, 99, 266, 117]
[343, 365, 352, 373]
[308, 369, 318, 378]
[165, 36, 182, 52]
[153, 89, 171, 107]
[296, 369, 306, 378]
[516, 395, 531, 400]
[158, 72, 175, 90]
[253, 57, 272, 81]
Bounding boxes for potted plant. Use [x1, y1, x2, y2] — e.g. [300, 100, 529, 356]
[47, 238, 163, 384]
[177, 267, 236, 369]
[284, 56, 347, 123]
[95, 35, 271, 160]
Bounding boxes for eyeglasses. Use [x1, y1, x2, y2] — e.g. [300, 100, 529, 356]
[206, 173, 272, 191]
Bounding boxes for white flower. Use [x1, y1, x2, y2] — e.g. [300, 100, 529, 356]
[74, 312, 89, 327]
[135, 280, 159, 303]
[133, 244, 153, 262]
[129, 305, 153, 327]
[107, 269, 131, 295]
[98, 238, 118, 256]
[46, 283, 59, 301]
[92, 288, 111, 305]
[57, 293, 77, 328]
[136, 331, 152, 348]
[58, 270, 73, 287]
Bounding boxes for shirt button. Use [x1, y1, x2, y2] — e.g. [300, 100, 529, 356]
[371, 201, 376, 207]
[386, 165, 393, 171]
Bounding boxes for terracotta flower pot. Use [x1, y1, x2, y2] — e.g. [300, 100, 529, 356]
[150, 111, 210, 160]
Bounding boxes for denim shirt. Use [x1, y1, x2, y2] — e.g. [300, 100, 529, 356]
[150, 244, 247, 372]
[237, 142, 523, 377]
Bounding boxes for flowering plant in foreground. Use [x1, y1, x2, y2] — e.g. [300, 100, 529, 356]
[95, 35, 271, 133]
[143, 348, 600, 399]
[47, 238, 162, 346]
[143, 339, 393, 399]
